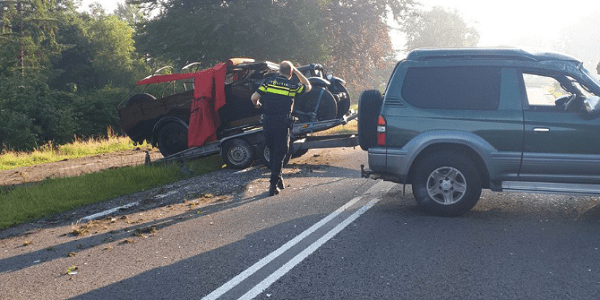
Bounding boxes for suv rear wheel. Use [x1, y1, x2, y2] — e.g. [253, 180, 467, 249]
[412, 151, 482, 216]
[358, 90, 383, 150]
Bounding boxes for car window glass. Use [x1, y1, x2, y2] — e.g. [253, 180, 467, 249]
[401, 66, 501, 110]
[522, 73, 567, 107]
[572, 81, 595, 98]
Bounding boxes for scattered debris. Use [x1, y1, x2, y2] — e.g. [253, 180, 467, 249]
[119, 238, 135, 245]
[134, 226, 157, 237]
[66, 266, 78, 275]
[71, 228, 87, 236]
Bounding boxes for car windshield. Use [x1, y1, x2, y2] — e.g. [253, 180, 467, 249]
[579, 65, 600, 95]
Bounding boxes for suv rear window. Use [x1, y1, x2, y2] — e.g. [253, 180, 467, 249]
[401, 66, 501, 110]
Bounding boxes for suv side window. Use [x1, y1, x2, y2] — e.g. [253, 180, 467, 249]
[522, 73, 569, 111]
[401, 66, 501, 110]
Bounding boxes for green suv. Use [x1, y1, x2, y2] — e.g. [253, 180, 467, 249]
[359, 48, 600, 216]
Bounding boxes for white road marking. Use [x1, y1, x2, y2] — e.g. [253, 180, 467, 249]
[238, 198, 382, 300]
[201, 180, 395, 300]
[80, 201, 139, 222]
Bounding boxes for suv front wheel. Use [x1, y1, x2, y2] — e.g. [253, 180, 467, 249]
[412, 151, 482, 216]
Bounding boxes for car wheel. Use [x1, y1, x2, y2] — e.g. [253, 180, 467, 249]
[298, 87, 338, 121]
[412, 152, 482, 217]
[157, 122, 188, 157]
[125, 93, 155, 107]
[222, 138, 255, 169]
[357, 90, 383, 150]
[333, 83, 351, 119]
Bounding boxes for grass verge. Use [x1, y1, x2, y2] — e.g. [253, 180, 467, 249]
[0, 157, 220, 229]
[1, 134, 147, 171]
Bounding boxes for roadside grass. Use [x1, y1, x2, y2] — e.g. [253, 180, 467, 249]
[0, 133, 148, 171]
[0, 157, 220, 229]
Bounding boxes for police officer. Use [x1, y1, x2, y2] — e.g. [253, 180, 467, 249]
[251, 61, 312, 196]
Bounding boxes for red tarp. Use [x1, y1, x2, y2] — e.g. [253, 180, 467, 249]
[136, 62, 228, 148]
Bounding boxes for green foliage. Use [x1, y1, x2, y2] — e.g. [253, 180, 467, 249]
[0, 0, 70, 78]
[0, 74, 76, 149]
[0, 1, 150, 151]
[88, 15, 147, 87]
[135, 0, 329, 68]
[51, 12, 150, 92]
[402, 6, 480, 52]
[72, 87, 130, 137]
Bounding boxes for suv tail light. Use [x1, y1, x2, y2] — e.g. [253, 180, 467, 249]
[377, 115, 386, 146]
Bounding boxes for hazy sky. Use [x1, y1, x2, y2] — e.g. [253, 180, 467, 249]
[417, 0, 600, 47]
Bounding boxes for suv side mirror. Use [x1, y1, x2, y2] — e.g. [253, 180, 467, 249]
[583, 96, 600, 113]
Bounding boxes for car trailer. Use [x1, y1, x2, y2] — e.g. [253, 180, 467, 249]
[147, 111, 358, 169]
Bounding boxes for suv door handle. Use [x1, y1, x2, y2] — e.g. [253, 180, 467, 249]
[533, 127, 550, 132]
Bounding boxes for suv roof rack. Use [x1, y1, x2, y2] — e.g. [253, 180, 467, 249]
[406, 48, 580, 63]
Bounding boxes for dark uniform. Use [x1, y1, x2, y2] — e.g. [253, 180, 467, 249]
[256, 75, 306, 190]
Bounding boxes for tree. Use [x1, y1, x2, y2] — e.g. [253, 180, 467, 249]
[321, 0, 416, 92]
[134, 0, 328, 69]
[114, 1, 146, 27]
[402, 6, 479, 52]
[0, 1, 149, 151]
[0, 0, 78, 78]
[51, 11, 149, 91]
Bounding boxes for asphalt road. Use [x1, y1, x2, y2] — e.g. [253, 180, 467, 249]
[2, 147, 600, 299]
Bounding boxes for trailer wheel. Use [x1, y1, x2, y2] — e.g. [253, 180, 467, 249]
[358, 90, 383, 150]
[222, 139, 255, 169]
[157, 122, 188, 157]
[259, 144, 290, 168]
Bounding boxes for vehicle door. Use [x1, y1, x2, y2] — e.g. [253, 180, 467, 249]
[519, 70, 600, 183]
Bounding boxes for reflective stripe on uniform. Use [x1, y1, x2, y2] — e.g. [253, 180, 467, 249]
[259, 81, 304, 97]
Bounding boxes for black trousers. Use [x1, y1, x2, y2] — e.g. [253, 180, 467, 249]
[263, 115, 290, 186]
